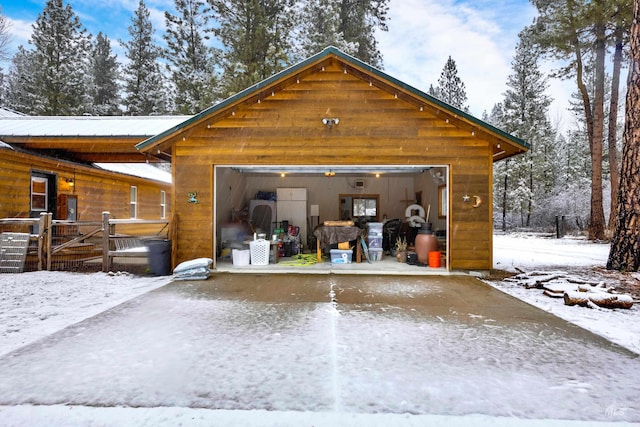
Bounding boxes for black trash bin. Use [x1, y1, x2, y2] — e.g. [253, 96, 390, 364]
[146, 239, 171, 276]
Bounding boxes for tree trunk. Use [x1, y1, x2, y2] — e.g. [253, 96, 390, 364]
[607, 33, 623, 232]
[588, 11, 607, 241]
[607, 0, 640, 272]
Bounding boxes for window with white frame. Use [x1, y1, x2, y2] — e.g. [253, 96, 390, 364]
[160, 190, 166, 219]
[31, 176, 48, 212]
[130, 186, 138, 218]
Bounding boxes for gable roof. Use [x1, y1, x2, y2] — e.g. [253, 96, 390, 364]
[136, 46, 528, 161]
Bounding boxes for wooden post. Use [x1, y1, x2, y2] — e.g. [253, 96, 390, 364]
[102, 212, 110, 272]
[37, 213, 46, 271]
[44, 213, 52, 271]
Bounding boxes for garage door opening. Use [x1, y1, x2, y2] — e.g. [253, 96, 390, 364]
[213, 165, 449, 273]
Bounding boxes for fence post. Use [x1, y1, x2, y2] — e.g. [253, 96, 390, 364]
[102, 212, 110, 272]
[37, 213, 46, 271]
[45, 213, 52, 270]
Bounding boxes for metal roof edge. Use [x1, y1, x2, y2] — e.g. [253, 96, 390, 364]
[136, 46, 529, 152]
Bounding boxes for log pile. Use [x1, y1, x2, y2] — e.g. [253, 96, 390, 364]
[505, 271, 635, 310]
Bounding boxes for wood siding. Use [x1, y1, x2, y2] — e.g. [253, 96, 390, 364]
[172, 61, 494, 269]
[0, 148, 171, 236]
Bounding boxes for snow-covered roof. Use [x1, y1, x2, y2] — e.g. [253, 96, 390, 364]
[94, 163, 172, 184]
[0, 107, 27, 117]
[0, 115, 192, 137]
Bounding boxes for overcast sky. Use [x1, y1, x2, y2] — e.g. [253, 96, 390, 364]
[1, 0, 575, 128]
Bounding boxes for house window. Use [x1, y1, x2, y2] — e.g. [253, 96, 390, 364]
[352, 198, 377, 218]
[31, 177, 48, 212]
[130, 186, 138, 218]
[339, 194, 380, 221]
[160, 190, 166, 219]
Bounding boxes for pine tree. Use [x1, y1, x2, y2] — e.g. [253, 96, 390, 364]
[209, 0, 296, 96]
[164, 0, 218, 114]
[500, 29, 556, 227]
[296, 0, 354, 58]
[26, 0, 92, 115]
[121, 0, 168, 115]
[336, 0, 389, 67]
[529, 0, 632, 240]
[607, 0, 640, 271]
[90, 32, 121, 115]
[4, 46, 40, 113]
[0, 7, 11, 62]
[432, 56, 469, 111]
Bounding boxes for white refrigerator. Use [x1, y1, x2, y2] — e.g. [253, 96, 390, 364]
[276, 188, 307, 247]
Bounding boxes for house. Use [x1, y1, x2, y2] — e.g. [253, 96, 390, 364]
[136, 47, 529, 271]
[0, 115, 188, 234]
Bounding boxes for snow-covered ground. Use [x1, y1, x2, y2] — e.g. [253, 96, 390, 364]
[0, 233, 638, 426]
[490, 233, 640, 356]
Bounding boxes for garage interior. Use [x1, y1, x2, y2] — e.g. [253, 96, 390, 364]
[214, 164, 449, 273]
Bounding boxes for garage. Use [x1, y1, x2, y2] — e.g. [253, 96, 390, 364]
[136, 47, 528, 272]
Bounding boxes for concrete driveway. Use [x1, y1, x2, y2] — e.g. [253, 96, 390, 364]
[0, 274, 638, 422]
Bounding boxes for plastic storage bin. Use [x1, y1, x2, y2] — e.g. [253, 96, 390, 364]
[232, 249, 250, 266]
[367, 236, 383, 248]
[330, 249, 353, 264]
[367, 222, 384, 237]
[368, 248, 383, 261]
[250, 239, 270, 265]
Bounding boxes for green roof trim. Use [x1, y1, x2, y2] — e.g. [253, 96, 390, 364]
[136, 46, 529, 152]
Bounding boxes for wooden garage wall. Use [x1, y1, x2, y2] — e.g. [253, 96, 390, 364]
[172, 61, 493, 269]
[0, 148, 172, 235]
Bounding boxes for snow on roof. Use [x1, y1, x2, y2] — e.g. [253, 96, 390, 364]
[0, 107, 27, 117]
[94, 163, 172, 184]
[0, 115, 192, 137]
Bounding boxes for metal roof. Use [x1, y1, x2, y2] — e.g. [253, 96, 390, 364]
[0, 115, 192, 137]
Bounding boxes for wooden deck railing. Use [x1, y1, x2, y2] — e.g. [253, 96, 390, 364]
[0, 212, 171, 273]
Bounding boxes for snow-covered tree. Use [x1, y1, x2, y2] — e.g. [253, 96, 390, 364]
[209, 0, 296, 96]
[164, 0, 218, 114]
[0, 7, 11, 62]
[121, 0, 168, 115]
[295, 0, 355, 58]
[4, 47, 40, 113]
[15, 0, 92, 115]
[431, 56, 468, 111]
[336, 0, 388, 67]
[500, 29, 556, 227]
[90, 32, 121, 115]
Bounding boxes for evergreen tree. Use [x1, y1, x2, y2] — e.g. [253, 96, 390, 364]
[23, 0, 92, 115]
[4, 46, 39, 113]
[90, 32, 121, 115]
[500, 29, 556, 227]
[337, 0, 389, 67]
[164, 0, 218, 114]
[431, 56, 469, 111]
[529, 0, 633, 240]
[296, 0, 354, 58]
[121, 0, 168, 115]
[0, 7, 11, 62]
[208, 0, 296, 96]
[607, 0, 640, 271]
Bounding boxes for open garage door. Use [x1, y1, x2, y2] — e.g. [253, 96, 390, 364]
[213, 165, 448, 273]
